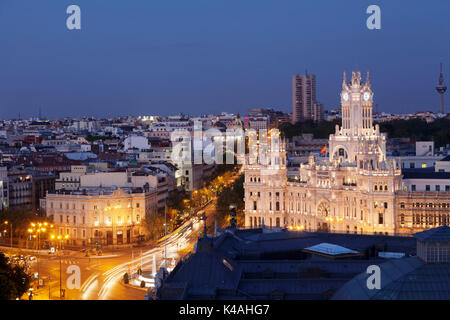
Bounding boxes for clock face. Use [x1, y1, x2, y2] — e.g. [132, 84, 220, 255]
[363, 92, 370, 101]
[342, 92, 349, 101]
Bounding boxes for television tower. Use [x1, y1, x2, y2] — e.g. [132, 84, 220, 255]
[436, 58, 447, 114]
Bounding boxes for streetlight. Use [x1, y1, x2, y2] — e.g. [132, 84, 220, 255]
[3, 221, 12, 249]
[58, 234, 69, 299]
[27, 221, 54, 289]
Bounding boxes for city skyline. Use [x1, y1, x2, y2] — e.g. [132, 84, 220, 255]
[0, 0, 449, 119]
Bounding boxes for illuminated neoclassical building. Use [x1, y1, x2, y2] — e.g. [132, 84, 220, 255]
[43, 187, 157, 246]
[244, 71, 449, 235]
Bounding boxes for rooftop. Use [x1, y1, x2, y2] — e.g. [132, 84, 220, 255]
[156, 228, 417, 300]
[413, 225, 450, 242]
[303, 243, 360, 257]
[402, 168, 450, 180]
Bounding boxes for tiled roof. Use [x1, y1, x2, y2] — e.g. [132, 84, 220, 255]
[413, 225, 450, 242]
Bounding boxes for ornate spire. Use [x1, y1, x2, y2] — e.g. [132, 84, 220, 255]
[342, 71, 348, 90]
[366, 71, 371, 85]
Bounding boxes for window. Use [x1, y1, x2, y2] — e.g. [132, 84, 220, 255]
[409, 163, 415, 169]
[82, 216, 85, 224]
[253, 201, 257, 210]
[446, 185, 450, 192]
[426, 185, 430, 192]
[412, 185, 416, 191]
[60, 215, 63, 223]
[136, 203, 140, 208]
[276, 202, 280, 211]
[436, 185, 440, 192]
[378, 213, 384, 225]
[73, 216, 76, 224]
[66, 216, 69, 223]
[384, 202, 388, 209]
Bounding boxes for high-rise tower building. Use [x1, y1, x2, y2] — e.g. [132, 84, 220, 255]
[436, 58, 447, 114]
[291, 74, 323, 123]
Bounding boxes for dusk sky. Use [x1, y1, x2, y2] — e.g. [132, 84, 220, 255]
[0, 0, 449, 119]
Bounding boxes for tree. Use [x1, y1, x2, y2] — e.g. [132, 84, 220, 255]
[214, 174, 245, 228]
[0, 252, 31, 300]
[0, 208, 39, 240]
[377, 118, 450, 148]
[167, 190, 188, 212]
[143, 212, 166, 240]
[279, 118, 450, 149]
[279, 120, 340, 139]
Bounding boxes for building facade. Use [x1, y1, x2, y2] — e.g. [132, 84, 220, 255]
[245, 71, 450, 236]
[0, 167, 8, 209]
[43, 187, 156, 246]
[291, 74, 324, 123]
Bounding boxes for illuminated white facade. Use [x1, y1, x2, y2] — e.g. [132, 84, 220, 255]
[0, 167, 8, 209]
[43, 188, 157, 246]
[245, 72, 404, 235]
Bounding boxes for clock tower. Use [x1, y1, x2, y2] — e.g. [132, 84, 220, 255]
[330, 71, 386, 164]
[340, 71, 374, 135]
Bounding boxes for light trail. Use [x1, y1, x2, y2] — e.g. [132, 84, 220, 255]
[95, 197, 217, 300]
[97, 220, 194, 299]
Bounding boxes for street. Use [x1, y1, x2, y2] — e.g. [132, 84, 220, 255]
[1, 169, 241, 300]
[23, 200, 215, 300]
